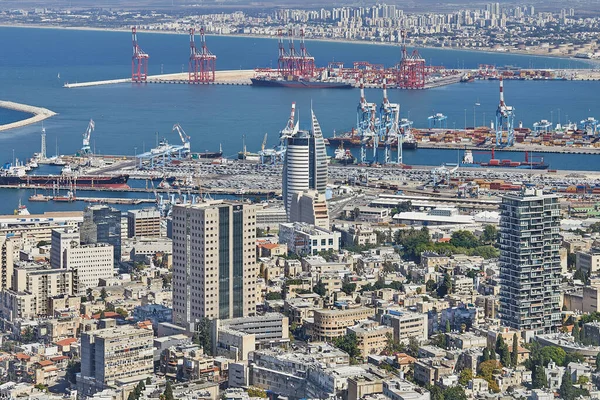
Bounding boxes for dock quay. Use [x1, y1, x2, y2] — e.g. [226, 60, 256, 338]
[417, 142, 600, 155]
[0, 100, 57, 131]
[64, 70, 255, 88]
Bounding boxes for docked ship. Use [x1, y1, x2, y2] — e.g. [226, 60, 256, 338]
[0, 164, 129, 188]
[330, 143, 356, 165]
[461, 149, 549, 170]
[326, 130, 418, 150]
[251, 76, 353, 89]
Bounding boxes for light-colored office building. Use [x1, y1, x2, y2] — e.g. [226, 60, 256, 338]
[127, 208, 161, 238]
[289, 190, 330, 230]
[282, 110, 327, 219]
[64, 243, 114, 295]
[312, 307, 375, 341]
[279, 222, 340, 256]
[172, 202, 258, 330]
[78, 324, 154, 397]
[347, 320, 393, 358]
[499, 189, 561, 333]
[256, 207, 287, 231]
[50, 228, 80, 269]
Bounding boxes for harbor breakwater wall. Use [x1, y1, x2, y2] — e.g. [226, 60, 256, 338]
[0, 100, 57, 132]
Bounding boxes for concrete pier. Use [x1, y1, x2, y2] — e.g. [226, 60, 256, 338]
[64, 70, 255, 88]
[0, 101, 57, 132]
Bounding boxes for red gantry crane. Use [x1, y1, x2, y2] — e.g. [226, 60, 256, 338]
[397, 30, 425, 89]
[131, 27, 149, 83]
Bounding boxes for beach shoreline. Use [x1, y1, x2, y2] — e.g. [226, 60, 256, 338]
[0, 23, 598, 67]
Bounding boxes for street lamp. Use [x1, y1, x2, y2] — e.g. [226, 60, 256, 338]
[464, 109, 467, 131]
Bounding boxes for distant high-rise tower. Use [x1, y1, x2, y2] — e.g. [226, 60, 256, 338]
[499, 189, 561, 333]
[172, 201, 258, 330]
[283, 109, 328, 219]
[40, 127, 46, 160]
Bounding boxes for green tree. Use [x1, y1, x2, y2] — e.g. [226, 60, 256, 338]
[572, 322, 580, 342]
[99, 310, 106, 319]
[482, 225, 499, 245]
[539, 346, 566, 366]
[384, 332, 405, 354]
[578, 375, 589, 384]
[437, 273, 452, 297]
[564, 352, 585, 365]
[482, 347, 490, 362]
[265, 292, 282, 300]
[445, 320, 451, 333]
[313, 281, 327, 297]
[511, 333, 519, 367]
[450, 230, 480, 249]
[146, 377, 152, 385]
[532, 365, 548, 389]
[332, 333, 361, 364]
[66, 360, 81, 384]
[100, 287, 108, 301]
[407, 336, 420, 357]
[560, 369, 575, 400]
[193, 318, 212, 355]
[458, 368, 473, 386]
[428, 385, 444, 400]
[163, 381, 175, 400]
[247, 387, 267, 398]
[596, 352, 600, 372]
[341, 282, 357, 295]
[567, 252, 577, 269]
[115, 307, 128, 318]
[21, 326, 35, 343]
[426, 279, 436, 292]
[443, 386, 468, 400]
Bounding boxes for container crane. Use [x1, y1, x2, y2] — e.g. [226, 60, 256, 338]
[378, 78, 401, 164]
[495, 77, 515, 146]
[81, 119, 95, 155]
[172, 123, 191, 153]
[356, 78, 378, 164]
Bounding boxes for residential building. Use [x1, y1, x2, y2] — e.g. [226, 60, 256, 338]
[347, 320, 393, 358]
[413, 358, 455, 386]
[336, 224, 378, 247]
[255, 207, 287, 231]
[289, 190, 329, 230]
[499, 189, 561, 333]
[383, 378, 430, 400]
[78, 324, 154, 397]
[381, 309, 428, 343]
[0, 211, 82, 245]
[282, 110, 327, 219]
[172, 202, 258, 330]
[279, 222, 340, 256]
[127, 208, 161, 238]
[576, 248, 600, 275]
[0, 234, 15, 290]
[64, 243, 114, 295]
[80, 205, 122, 262]
[1, 263, 72, 321]
[50, 228, 79, 269]
[312, 307, 375, 341]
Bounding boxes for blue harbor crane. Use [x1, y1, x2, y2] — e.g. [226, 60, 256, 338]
[427, 113, 448, 129]
[495, 77, 515, 147]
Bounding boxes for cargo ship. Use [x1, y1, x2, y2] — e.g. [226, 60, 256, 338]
[326, 130, 418, 150]
[251, 76, 353, 89]
[0, 165, 129, 188]
[461, 149, 549, 169]
[330, 143, 356, 165]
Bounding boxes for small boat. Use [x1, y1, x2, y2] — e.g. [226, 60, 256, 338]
[14, 200, 30, 215]
[29, 193, 49, 202]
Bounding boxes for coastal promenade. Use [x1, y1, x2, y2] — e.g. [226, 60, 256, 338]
[0, 101, 57, 132]
[64, 70, 255, 88]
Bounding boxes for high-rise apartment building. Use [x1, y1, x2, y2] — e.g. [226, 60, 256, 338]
[50, 228, 80, 269]
[0, 235, 14, 290]
[81, 205, 122, 262]
[64, 243, 114, 295]
[283, 110, 327, 219]
[499, 189, 561, 333]
[172, 201, 258, 330]
[289, 190, 330, 230]
[78, 324, 154, 397]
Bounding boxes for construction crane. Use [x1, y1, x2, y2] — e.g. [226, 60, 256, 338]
[81, 119, 95, 155]
[172, 123, 191, 153]
[131, 27, 149, 82]
[259, 132, 278, 164]
[495, 77, 515, 146]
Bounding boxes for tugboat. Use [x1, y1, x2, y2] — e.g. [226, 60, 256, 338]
[331, 143, 356, 165]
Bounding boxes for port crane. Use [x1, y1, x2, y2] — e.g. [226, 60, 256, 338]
[357, 78, 378, 164]
[378, 79, 401, 164]
[172, 123, 191, 153]
[131, 27, 149, 82]
[81, 119, 95, 155]
[495, 77, 515, 146]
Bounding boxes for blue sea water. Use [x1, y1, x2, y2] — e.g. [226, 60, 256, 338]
[0, 27, 599, 213]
